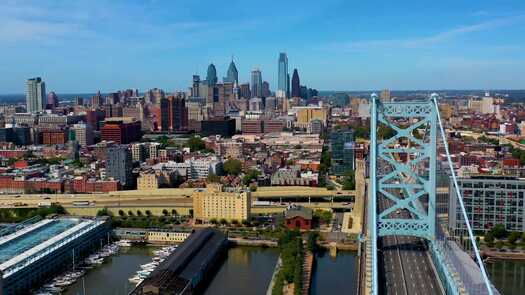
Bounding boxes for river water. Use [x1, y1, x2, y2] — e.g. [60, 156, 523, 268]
[487, 260, 525, 295]
[64, 245, 357, 295]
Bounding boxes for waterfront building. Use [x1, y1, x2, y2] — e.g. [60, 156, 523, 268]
[277, 53, 288, 98]
[129, 229, 227, 295]
[137, 171, 160, 190]
[0, 217, 110, 294]
[330, 129, 355, 175]
[250, 68, 263, 98]
[206, 63, 218, 86]
[449, 175, 525, 232]
[284, 205, 313, 230]
[26, 77, 46, 113]
[291, 69, 300, 98]
[193, 183, 250, 223]
[106, 145, 133, 188]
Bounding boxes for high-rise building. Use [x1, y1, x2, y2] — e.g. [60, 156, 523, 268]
[92, 91, 103, 107]
[262, 81, 271, 98]
[26, 77, 46, 113]
[330, 129, 355, 176]
[224, 59, 239, 84]
[72, 123, 94, 147]
[206, 63, 218, 86]
[291, 69, 300, 98]
[46, 92, 59, 109]
[449, 175, 525, 232]
[277, 53, 288, 98]
[100, 117, 142, 144]
[160, 96, 187, 132]
[250, 69, 263, 98]
[106, 145, 133, 188]
[240, 83, 251, 99]
[192, 75, 200, 97]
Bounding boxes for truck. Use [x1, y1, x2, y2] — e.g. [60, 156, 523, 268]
[72, 200, 94, 207]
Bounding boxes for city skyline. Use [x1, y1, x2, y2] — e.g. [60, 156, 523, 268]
[1, 1, 525, 94]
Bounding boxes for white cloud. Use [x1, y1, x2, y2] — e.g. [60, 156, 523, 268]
[323, 15, 525, 52]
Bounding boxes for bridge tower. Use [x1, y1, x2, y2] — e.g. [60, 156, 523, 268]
[368, 93, 494, 295]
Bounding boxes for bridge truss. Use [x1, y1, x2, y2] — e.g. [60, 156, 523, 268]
[368, 93, 497, 295]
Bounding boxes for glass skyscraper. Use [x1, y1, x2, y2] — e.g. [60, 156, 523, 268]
[277, 53, 288, 98]
[330, 129, 355, 176]
[251, 68, 263, 98]
[224, 59, 238, 84]
[26, 77, 46, 113]
[206, 63, 218, 86]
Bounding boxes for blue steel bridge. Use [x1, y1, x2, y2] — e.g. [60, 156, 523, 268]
[366, 94, 500, 295]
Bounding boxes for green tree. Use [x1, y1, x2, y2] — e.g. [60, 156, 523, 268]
[223, 159, 242, 176]
[495, 241, 504, 249]
[162, 209, 169, 216]
[484, 232, 494, 247]
[508, 231, 521, 244]
[210, 218, 218, 224]
[243, 169, 261, 185]
[207, 173, 221, 183]
[96, 208, 110, 216]
[219, 218, 228, 225]
[231, 219, 239, 226]
[489, 224, 508, 239]
[185, 136, 205, 151]
[136, 210, 143, 216]
[118, 210, 125, 217]
[171, 209, 177, 216]
[128, 210, 134, 216]
[145, 210, 152, 217]
[342, 171, 355, 190]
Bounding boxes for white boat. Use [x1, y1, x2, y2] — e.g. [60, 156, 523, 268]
[116, 240, 132, 247]
[128, 275, 143, 284]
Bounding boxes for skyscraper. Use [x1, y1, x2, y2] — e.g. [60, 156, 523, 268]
[106, 145, 133, 188]
[240, 83, 251, 99]
[192, 75, 200, 97]
[277, 53, 288, 98]
[251, 68, 263, 98]
[262, 81, 271, 98]
[26, 77, 46, 113]
[206, 63, 218, 86]
[46, 92, 59, 109]
[224, 59, 239, 84]
[161, 95, 187, 131]
[291, 69, 300, 98]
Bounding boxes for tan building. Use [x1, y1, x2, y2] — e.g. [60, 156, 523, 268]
[146, 230, 191, 244]
[380, 89, 391, 102]
[294, 107, 327, 128]
[137, 172, 159, 190]
[193, 183, 250, 223]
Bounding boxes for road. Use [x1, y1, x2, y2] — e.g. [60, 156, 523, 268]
[378, 197, 443, 295]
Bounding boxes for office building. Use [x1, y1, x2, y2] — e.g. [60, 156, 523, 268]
[193, 183, 250, 223]
[294, 106, 328, 128]
[131, 143, 146, 162]
[262, 81, 271, 98]
[250, 68, 263, 98]
[291, 69, 300, 98]
[106, 145, 133, 187]
[449, 175, 525, 232]
[26, 77, 46, 113]
[100, 117, 142, 144]
[191, 75, 201, 97]
[240, 83, 251, 99]
[72, 123, 94, 147]
[330, 129, 355, 175]
[160, 95, 187, 132]
[277, 53, 288, 98]
[224, 59, 239, 84]
[200, 117, 236, 137]
[206, 63, 218, 86]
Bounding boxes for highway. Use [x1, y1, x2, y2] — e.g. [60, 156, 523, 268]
[378, 197, 443, 295]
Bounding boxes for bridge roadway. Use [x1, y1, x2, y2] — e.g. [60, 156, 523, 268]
[378, 197, 443, 295]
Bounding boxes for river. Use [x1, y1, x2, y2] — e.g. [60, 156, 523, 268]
[64, 245, 358, 295]
[487, 260, 525, 295]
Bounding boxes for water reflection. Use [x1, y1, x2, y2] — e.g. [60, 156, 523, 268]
[487, 260, 525, 295]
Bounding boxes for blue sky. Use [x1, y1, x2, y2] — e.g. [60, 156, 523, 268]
[1, 0, 525, 94]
